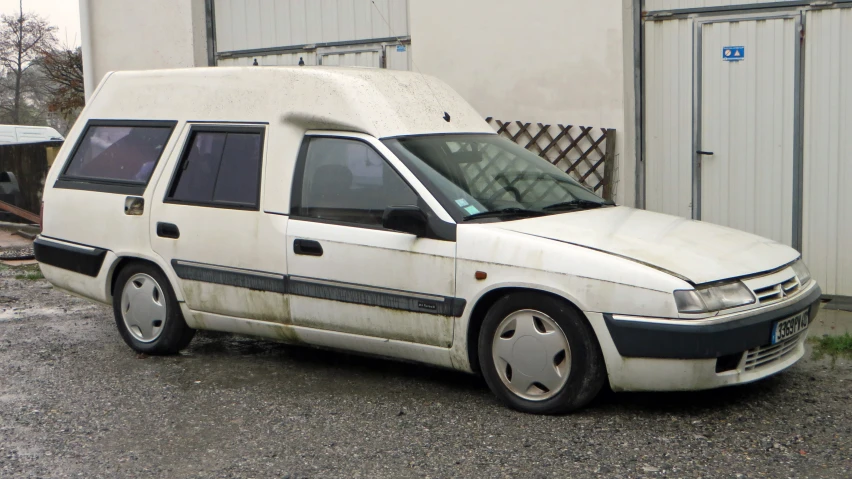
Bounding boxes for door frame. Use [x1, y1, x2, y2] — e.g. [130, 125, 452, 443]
[691, 11, 805, 250]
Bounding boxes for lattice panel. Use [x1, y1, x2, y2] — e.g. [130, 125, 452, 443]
[485, 118, 616, 198]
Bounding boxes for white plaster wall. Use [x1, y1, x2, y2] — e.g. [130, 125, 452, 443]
[80, 0, 207, 99]
[410, 0, 632, 203]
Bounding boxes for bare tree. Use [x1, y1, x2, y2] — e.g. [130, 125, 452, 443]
[0, 0, 57, 124]
[37, 44, 84, 128]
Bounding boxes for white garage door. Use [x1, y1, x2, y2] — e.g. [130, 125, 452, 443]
[802, 7, 852, 296]
[643, 18, 695, 219]
[697, 16, 800, 247]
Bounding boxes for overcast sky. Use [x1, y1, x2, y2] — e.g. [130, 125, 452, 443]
[0, 0, 81, 47]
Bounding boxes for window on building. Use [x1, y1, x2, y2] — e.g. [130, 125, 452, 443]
[62, 123, 175, 184]
[293, 138, 417, 226]
[167, 127, 263, 209]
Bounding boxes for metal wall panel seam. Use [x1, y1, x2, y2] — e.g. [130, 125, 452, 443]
[644, 0, 852, 17]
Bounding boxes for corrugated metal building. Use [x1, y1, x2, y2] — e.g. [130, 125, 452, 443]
[211, 0, 411, 69]
[641, 0, 852, 298]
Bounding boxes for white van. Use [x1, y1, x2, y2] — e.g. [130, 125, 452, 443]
[35, 67, 820, 414]
[0, 124, 64, 145]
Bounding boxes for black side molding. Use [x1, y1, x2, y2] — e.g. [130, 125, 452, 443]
[169, 259, 467, 318]
[171, 260, 287, 293]
[34, 237, 107, 277]
[288, 276, 466, 317]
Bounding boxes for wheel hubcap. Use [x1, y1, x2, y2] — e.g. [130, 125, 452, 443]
[492, 310, 571, 401]
[120, 273, 166, 343]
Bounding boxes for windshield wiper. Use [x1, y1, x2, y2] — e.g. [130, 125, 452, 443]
[463, 208, 545, 221]
[542, 199, 614, 212]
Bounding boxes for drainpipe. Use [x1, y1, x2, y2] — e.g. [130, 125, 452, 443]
[79, 0, 95, 102]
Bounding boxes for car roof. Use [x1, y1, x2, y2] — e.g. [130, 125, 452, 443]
[85, 66, 494, 139]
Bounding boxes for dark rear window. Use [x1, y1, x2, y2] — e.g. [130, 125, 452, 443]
[167, 127, 264, 209]
[63, 124, 175, 184]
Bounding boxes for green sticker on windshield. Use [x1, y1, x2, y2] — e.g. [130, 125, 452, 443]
[464, 205, 480, 215]
[455, 198, 470, 207]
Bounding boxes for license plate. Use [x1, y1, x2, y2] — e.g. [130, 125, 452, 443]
[772, 311, 809, 344]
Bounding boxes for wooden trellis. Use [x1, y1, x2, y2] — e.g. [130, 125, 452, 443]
[485, 118, 617, 200]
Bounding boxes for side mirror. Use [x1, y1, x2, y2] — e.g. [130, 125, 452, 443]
[382, 206, 428, 237]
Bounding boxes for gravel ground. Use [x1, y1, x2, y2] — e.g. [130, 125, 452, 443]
[1, 266, 850, 479]
[0, 245, 34, 260]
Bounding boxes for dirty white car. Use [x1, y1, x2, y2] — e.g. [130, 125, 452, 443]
[35, 67, 820, 414]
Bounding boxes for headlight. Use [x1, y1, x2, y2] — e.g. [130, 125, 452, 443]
[791, 259, 811, 286]
[674, 281, 756, 313]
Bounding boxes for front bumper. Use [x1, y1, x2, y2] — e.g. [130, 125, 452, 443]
[590, 281, 821, 392]
[603, 282, 821, 359]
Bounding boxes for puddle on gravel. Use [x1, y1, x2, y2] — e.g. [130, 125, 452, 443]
[811, 307, 852, 337]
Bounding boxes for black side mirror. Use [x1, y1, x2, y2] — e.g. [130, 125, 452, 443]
[382, 206, 428, 237]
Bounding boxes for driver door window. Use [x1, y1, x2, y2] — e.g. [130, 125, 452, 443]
[293, 138, 417, 227]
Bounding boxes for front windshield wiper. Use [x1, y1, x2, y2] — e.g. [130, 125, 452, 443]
[463, 208, 545, 221]
[542, 199, 614, 212]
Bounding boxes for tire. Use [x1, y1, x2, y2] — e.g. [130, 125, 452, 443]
[478, 292, 606, 414]
[112, 262, 195, 355]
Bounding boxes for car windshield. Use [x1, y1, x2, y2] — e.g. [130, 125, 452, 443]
[383, 134, 611, 222]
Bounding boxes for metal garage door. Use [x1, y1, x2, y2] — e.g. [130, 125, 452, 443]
[643, 18, 695, 219]
[696, 15, 801, 247]
[802, 7, 852, 296]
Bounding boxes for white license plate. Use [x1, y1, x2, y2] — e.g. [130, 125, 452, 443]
[772, 311, 809, 344]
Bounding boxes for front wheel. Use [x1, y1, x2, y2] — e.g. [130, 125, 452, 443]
[112, 262, 195, 355]
[478, 292, 606, 414]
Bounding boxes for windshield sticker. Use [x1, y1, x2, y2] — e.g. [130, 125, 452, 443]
[464, 205, 480, 215]
[455, 198, 470, 207]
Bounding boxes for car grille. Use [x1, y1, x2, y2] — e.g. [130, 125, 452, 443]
[743, 331, 805, 371]
[751, 276, 800, 304]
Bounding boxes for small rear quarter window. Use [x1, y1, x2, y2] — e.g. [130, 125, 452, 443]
[63, 124, 175, 184]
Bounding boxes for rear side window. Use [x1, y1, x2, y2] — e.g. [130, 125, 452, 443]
[62, 122, 176, 185]
[54, 120, 177, 195]
[166, 126, 264, 210]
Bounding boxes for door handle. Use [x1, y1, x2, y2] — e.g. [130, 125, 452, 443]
[697, 151, 715, 156]
[156, 222, 180, 239]
[294, 239, 323, 256]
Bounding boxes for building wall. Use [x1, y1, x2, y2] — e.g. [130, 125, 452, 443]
[802, 7, 852, 297]
[409, 0, 634, 204]
[80, 0, 208, 99]
[213, 0, 409, 54]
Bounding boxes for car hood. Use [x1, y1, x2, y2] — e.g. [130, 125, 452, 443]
[491, 207, 799, 285]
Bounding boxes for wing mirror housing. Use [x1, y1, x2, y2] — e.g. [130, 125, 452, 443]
[382, 206, 428, 237]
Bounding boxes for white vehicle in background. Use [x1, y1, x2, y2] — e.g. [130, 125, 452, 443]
[35, 67, 820, 414]
[0, 125, 64, 145]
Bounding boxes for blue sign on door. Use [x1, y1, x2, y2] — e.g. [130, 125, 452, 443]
[723, 46, 745, 61]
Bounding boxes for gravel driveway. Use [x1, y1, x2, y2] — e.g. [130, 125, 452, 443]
[1, 266, 850, 479]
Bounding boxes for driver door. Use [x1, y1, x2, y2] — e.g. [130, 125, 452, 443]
[285, 134, 459, 347]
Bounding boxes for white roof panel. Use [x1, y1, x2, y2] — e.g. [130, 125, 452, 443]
[88, 66, 493, 138]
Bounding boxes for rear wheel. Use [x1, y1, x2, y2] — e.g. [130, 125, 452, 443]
[478, 292, 605, 414]
[113, 262, 194, 355]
